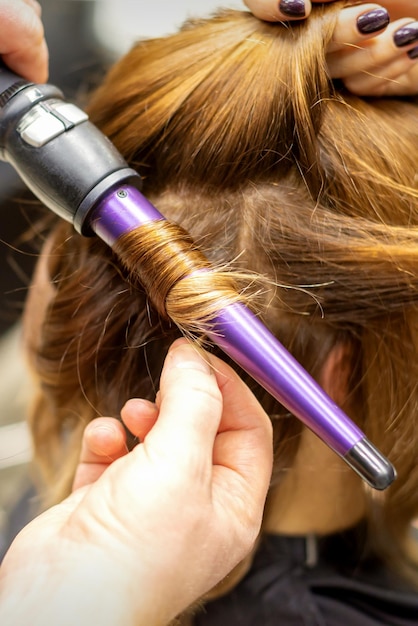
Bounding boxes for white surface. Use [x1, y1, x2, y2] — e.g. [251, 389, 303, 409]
[91, 0, 248, 58]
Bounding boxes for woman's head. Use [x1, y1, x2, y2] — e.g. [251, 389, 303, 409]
[25, 4, 418, 578]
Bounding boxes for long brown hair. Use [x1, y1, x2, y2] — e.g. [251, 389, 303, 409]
[26, 3, 418, 591]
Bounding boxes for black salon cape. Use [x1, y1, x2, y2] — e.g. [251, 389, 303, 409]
[194, 525, 418, 625]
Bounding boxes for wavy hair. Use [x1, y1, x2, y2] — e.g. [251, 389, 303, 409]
[25, 3, 418, 598]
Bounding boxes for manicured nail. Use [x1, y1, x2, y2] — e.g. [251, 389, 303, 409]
[394, 22, 418, 47]
[357, 8, 390, 35]
[279, 0, 306, 18]
[408, 45, 418, 60]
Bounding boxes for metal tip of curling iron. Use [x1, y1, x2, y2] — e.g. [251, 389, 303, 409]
[344, 437, 397, 491]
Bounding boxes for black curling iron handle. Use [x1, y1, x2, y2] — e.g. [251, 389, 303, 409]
[0, 65, 141, 233]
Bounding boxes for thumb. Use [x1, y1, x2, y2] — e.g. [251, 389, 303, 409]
[143, 339, 223, 471]
[0, 0, 49, 82]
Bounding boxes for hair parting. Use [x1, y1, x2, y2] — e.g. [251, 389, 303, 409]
[24, 4, 418, 597]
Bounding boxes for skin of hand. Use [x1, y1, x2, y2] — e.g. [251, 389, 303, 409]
[244, 1, 418, 95]
[0, 339, 273, 626]
[244, 0, 418, 21]
[0, 0, 48, 83]
[0, 0, 415, 99]
[244, 0, 336, 21]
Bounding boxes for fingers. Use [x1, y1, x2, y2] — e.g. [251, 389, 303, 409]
[244, 1, 418, 96]
[328, 4, 390, 53]
[209, 350, 273, 508]
[328, 12, 418, 96]
[134, 337, 273, 541]
[74, 338, 272, 514]
[374, 63, 418, 96]
[0, 0, 49, 83]
[243, 0, 335, 22]
[243, 0, 418, 23]
[22, 0, 42, 17]
[120, 398, 159, 441]
[73, 398, 160, 491]
[143, 339, 224, 472]
[72, 418, 128, 491]
[143, 338, 272, 482]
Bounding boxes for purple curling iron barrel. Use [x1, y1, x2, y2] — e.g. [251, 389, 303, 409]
[0, 67, 396, 490]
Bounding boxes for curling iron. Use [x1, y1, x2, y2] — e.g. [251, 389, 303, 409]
[0, 66, 396, 490]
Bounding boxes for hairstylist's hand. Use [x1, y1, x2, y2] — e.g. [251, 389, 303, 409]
[245, 0, 418, 21]
[245, 1, 418, 96]
[0, 0, 48, 83]
[328, 2, 418, 95]
[244, 0, 336, 21]
[0, 339, 273, 626]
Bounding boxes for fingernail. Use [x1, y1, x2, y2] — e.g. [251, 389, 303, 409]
[394, 22, 418, 47]
[86, 422, 124, 445]
[408, 45, 418, 60]
[279, 0, 306, 18]
[167, 342, 211, 375]
[357, 8, 390, 35]
[123, 398, 158, 417]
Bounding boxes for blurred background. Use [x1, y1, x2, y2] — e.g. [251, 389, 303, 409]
[0, 0, 243, 559]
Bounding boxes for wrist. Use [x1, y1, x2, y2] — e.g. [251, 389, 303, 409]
[0, 546, 172, 626]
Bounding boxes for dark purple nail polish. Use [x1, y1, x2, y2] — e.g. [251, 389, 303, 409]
[279, 0, 306, 18]
[408, 45, 418, 60]
[394, 22, 418, 47]
[357, 8, 390, 35]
